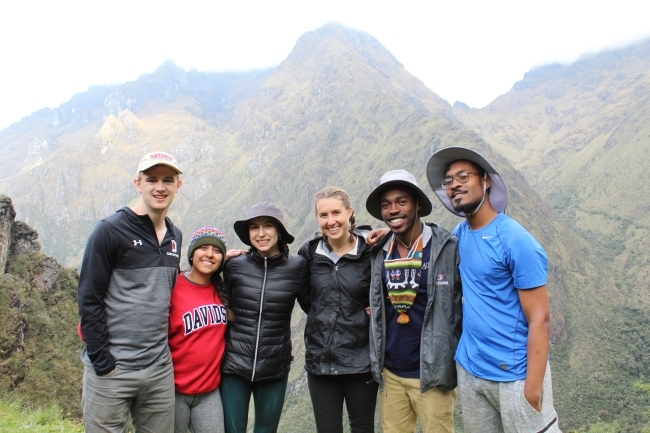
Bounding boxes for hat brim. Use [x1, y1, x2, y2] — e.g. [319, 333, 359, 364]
[233, 217, 295, 246]
[138, 161, 182, 175]
[426, 147, 508, 217]
[365, 180, 433, 221]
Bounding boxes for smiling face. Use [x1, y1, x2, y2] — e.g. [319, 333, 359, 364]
[445, 160, 489, 214]
[133, 165, 182, 215]
[379, 187, 420, 236]
[248, 217, 281, 257]
[316, 196, 353, 243]
[190, 244, 223, 278]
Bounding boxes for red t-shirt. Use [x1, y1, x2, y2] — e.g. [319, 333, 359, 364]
[169, 273, 227, 394]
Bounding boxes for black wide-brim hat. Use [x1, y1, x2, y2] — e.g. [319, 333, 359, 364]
[426, 146, 508, 217]
[365, 169, 433, 220]
[233, 202, 295, 246]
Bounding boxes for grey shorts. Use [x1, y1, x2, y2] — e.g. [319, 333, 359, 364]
[457, 362, 561, 433]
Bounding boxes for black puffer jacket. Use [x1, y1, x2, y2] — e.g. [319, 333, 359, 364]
[222, 250, 310, 381]
[298, 229, 372, 376]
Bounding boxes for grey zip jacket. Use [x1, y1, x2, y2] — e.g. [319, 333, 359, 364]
[369, 222, 462, 392]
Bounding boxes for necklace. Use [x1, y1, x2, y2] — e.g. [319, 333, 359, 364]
[395, 223, 417, 249]
[330, 237, 355, 253]
[395, 236, 413, 249]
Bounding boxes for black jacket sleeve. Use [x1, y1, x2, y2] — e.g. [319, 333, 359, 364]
[77, 221, 117, 376]
[296, 243, 312, 314]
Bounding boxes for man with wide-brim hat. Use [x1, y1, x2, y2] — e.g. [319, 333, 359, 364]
[426, 147, 561, 433]
[366, 169, 462, 433]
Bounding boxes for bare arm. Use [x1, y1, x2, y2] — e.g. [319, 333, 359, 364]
[518, 285, 551, 412]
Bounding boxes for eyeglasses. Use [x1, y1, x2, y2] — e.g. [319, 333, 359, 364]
[441, 171, 479, 189]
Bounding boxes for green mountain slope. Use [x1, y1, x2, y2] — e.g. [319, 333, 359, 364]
[453, 40, 650, 295]
[0, 23, 648, 431]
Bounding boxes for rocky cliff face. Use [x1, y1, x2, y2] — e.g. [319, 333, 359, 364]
[0, 195, 82, 417]
[0, 196, 15, 273]
[0, 196, 42, 273]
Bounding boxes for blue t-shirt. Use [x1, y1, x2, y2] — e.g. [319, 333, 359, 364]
[453, 213, 547, 381]
[382, 224, 431, 379]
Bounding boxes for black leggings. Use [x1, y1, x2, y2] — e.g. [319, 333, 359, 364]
[307, 372, 379, 433]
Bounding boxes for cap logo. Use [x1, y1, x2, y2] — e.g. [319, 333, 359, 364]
[149, 153, 175, 162]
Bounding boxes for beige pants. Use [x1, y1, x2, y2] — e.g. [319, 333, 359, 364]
[379, 368, 456, 433]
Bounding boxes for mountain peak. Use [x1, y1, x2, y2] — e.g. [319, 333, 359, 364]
[147, 60, 188, 85]
[286, 22, 402, 70]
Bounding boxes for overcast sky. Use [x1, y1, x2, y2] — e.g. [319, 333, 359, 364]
[1, 0, 649, 131]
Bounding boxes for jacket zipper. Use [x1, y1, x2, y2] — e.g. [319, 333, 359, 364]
[329, 263, 339, 373]
[251, 257, 268, 381]
[369, 254, 386, 390]
[418, 234, 450, 392]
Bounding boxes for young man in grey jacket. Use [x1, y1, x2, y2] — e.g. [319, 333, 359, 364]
[367, 169, 462, 433]
[78, 152, 183, 433]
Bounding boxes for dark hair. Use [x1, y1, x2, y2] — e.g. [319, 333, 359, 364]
[210, 272, 229, 306]
[314, 187, 356, 246]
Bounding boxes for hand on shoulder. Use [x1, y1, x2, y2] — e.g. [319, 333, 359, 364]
[225, 249, 248, 261]
[366, 228, 390, 246]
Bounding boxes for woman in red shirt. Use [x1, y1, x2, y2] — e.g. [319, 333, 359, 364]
[169, 227, 235, 433]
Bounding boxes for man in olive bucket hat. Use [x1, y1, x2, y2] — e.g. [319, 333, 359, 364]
[366, 169, 462, 433]
[426, 147, 561, 433]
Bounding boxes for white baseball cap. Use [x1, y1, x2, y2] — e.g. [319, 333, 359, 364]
[137, 151, 182, 175]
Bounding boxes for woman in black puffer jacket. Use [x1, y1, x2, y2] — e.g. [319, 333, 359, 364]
[220, 203, 310, 433]
[298, 187, 379, 433]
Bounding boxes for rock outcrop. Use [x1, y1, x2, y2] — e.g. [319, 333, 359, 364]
[0, 196, 41, 274]
[0, 195, 82, 417]
[0, 195, 17, 273]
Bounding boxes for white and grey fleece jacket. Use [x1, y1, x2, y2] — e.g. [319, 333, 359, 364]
[78, 206, 182, 376]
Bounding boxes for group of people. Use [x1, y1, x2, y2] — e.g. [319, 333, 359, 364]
[77, 148, 561, 433]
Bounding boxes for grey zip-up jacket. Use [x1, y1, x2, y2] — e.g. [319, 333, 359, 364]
[369, 222, 462, 392]
[78, 206, 182, 375]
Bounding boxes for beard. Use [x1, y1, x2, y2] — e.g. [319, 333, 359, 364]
[452, 195, 484, 214]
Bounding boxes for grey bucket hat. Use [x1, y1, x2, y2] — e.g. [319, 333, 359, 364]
[366, 169, 433, 220]
[426, 147, 508, 217]
[233, 202, 295, 246]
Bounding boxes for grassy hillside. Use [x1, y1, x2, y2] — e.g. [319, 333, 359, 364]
[0, 251, 83, 418]
[0, 23, 648, 431]
[0, 395, 82, 432]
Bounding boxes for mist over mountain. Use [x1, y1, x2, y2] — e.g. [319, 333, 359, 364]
[0, 22, 648, 431]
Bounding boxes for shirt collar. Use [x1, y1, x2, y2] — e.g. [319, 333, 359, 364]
[383, 223, 431, 252]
